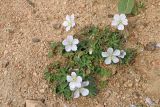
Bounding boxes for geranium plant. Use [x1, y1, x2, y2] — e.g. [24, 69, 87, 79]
[45, 23, 137, 99]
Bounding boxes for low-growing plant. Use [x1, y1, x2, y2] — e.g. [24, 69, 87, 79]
[45, 26, 137, 100]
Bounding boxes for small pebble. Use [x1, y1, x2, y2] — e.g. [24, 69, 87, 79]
[2, 61, 9, 68]
[145, 97, 155, 106]
[32, 38, 40, 43]
[156, 43, 160, 48]
[53, 23, 61, 29]
[145, 42, 156, 51]
[130, 104, 137, 107]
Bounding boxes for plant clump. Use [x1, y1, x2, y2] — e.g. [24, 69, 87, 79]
[45, 26, 137, 100]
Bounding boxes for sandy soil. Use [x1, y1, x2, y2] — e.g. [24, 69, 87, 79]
[0, 0, 160, 107]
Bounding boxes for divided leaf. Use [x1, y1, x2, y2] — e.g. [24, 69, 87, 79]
[118, 0, 135, 14]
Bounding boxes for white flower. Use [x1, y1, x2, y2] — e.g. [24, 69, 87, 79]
[111, 14, 128, 30]
[73, 81, 89, 98]
[62, 14, 75, 31]
[66, 72, 82, 90]
[102, 47, 120, 65]
[118, 50, 126, 58]
[62, 35, 79, 52]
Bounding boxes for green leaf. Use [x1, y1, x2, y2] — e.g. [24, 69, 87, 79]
[50, 42, 57, 49]
[44, 71, 55, 82]
[94, 67, 112, 77]
[48, 51, 53, 58]
[118, 0, 135, 14]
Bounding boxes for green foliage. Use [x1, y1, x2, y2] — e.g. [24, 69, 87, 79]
[137, 1, 145, 9]
[45, 26, 137, 100]
[99, 81, 108, 89]
[131, 1, 145, 15]
[94, 67, 112, 77]
[120, 49, 137, 65]
[48, 51, 53, 58]
[118, 0, 135, 14]
[106, 32, 123, 49]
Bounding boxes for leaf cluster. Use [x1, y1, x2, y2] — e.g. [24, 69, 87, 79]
[45, 26, 137, 100]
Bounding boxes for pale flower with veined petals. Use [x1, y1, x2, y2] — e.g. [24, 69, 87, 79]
[73, 81, 89, 98]
[62, 35, 79, 52]
[111, 14, 128, 30]
[118, 50, 126, 58]
[66, 72, 82, 91]
[102, 47, 120, 65]
[63, 14, 75, 31]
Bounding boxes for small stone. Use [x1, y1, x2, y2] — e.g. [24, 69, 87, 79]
[130, 104, 136, 107]
[145, 42, 156, 51]
[32, 38, 40, 43]
[2, 61, 9, 68]
[156, 43, 160, 48]
[39, 89, 45, 93]
[145, 97, 155, 106]
[26, 100, 46, 107]
[53, 23, 61, 29]
[96, 104, 103, 107]
[128, 82, 133, 87]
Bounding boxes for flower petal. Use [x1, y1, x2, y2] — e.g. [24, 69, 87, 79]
[69, 82, 76, 90]
[74, 89, 80, 98]
[73, 39, 79, 44]
[105, 57, 112, 65]
[76, 82, 81, 88]
[82, 81, 89, 87]
[65, 45, 72, 52]
[71, 72, 76, 77]
[67, 35, 73, 41]
[66, 75, 72, 82]
[62, 39, 68, 46]
[66, 15, 70, 21]
[71, 21, 75, 27]
[80, 88, 89, 96]
[102, 52, 109, 57]
[76, 76, 82, 83]
[62, 21, 68, 27]
[117, 24, 124, 30]
[70, 14, 74, 21]
[111, 20, 118, 26]
[70, 85, 76, 91]
[113, 14, 120, 20]
[122, 19, 128, 25]
[113, 49, 120, 56]
[66, 26, 71, 31]
[112, 56, 119, 63]
[120, 14, 126, 20]
[71, 45, 77, 51]
[118, 50, 126, 58]
[107, 48, 113, 55]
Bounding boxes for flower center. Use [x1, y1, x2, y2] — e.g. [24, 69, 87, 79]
[68, 41, 73, 45]
[72, 77, 77, 82]
[118, 20, 123, 25]
[68, 21, 72, 26]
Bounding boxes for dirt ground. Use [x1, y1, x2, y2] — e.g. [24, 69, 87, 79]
[0, 0, 160, 107]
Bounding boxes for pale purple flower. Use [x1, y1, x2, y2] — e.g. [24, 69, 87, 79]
[66, 72, 82, 91]
[73, 81, 89, 98]
[62, 35, 79, 52]
[111, 14, 128, 30]
[118, 50, 126, 58]
[102, 48, 120, 64]
[63, 14, 75, 31]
